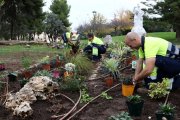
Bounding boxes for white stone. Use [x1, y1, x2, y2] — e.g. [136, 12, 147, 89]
[5, 76, 59, 117]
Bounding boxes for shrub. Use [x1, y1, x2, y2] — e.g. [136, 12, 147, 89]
[68, 54, 93, 75]
[148, 78, 170, 99]
[21, 57, 32, 69]
[60, 77, 82, 92]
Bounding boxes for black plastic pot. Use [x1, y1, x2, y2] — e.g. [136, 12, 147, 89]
[126, 100, 144, 116]
[156, 112, 174, 120]
[8, 73, 18, 82]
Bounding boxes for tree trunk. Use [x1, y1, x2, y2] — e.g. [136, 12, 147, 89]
[176, 26, 180, 40]
[10, 19, 14, 40]
[28, 33, 31, 41]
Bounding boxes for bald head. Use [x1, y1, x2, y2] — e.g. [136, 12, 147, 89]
[125, 32, 140, 42]
[124, 32, 141, 50]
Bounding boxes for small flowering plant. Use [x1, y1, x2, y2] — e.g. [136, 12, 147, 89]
[65, 63, 76, 72]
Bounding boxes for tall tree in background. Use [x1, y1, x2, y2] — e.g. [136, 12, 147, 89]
[20, 0, 45, 40]
[50, 0, 71, 29]
[44, 13, 65, 42]
[142, 0, 180, 40]
[0, 0, 44, 40]
[0, 0, 17, 39]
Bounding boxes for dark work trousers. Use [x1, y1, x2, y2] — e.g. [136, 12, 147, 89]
[83, 44, 106, 61]
[144, 55, 180, 89]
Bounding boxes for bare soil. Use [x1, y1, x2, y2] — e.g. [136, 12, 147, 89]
[0, 45, 180, 120]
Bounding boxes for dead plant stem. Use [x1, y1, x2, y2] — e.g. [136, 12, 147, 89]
[59, 89, 82, 120]
[67, 83, 121, 120]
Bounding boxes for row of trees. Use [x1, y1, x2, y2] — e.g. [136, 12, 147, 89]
[142, 0, 180, 39]
[76, 10, 133, 37]
[0, 0, 71, 41]
[77, 0, 180, 40]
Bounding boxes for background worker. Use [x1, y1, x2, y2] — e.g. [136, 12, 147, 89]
[61, 32, 74, 46]
[83, 33, 106, 61]
[124, 32, 180, 90]
[61, 31, 81, 54]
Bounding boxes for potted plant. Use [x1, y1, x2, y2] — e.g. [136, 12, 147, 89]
[155, 103, 175, 120]
[126, 95, 144, 116]
[21, 56, 32, 78]
[102, 58, 119, 87]
[122, 77, 135, 97]
[34, 70, 52, 78]
[40, 56, 51, 71]
[8, 72, 18, 82]
[108, 111, 133, 120]
[50, 55, 61, 68]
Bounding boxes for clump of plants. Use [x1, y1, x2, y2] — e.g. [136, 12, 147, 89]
[108, 111, 133, 120]
[40, 56, 50, 64]
[21, 56, 32, 69]
[60, 76, 83, 92]
[148, 78, 170, 99]
[109, 41, 130, 59]
[80, 88, 93, 103]
[101, 92, 113, 100]
[68, 54, 93, 75]
[34, 70, 52, 78]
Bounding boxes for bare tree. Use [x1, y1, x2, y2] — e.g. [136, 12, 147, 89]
[90, 12, 107, 36]
[110, 10, 133, 34]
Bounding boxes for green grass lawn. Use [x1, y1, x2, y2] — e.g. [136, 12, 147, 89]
[0, 45, 60, 70]
[0, 45, 59, 56]
[112, 32, 179, 45]
[0, 32, 178, 58]
[81, 32, 178, 44]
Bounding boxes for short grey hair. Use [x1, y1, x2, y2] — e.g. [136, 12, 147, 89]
[126, 32, 140, 41]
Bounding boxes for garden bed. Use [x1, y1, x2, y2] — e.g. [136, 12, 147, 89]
[0, 44, 180, 120]
[0, 64, 180, 120]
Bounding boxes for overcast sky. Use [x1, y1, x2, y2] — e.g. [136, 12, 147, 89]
[43, 0, 144, 31]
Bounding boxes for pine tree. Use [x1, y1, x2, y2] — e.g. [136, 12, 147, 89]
[50, 0, 71, 28]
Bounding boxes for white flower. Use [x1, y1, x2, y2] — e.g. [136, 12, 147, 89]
[65, 63, 76, 72]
